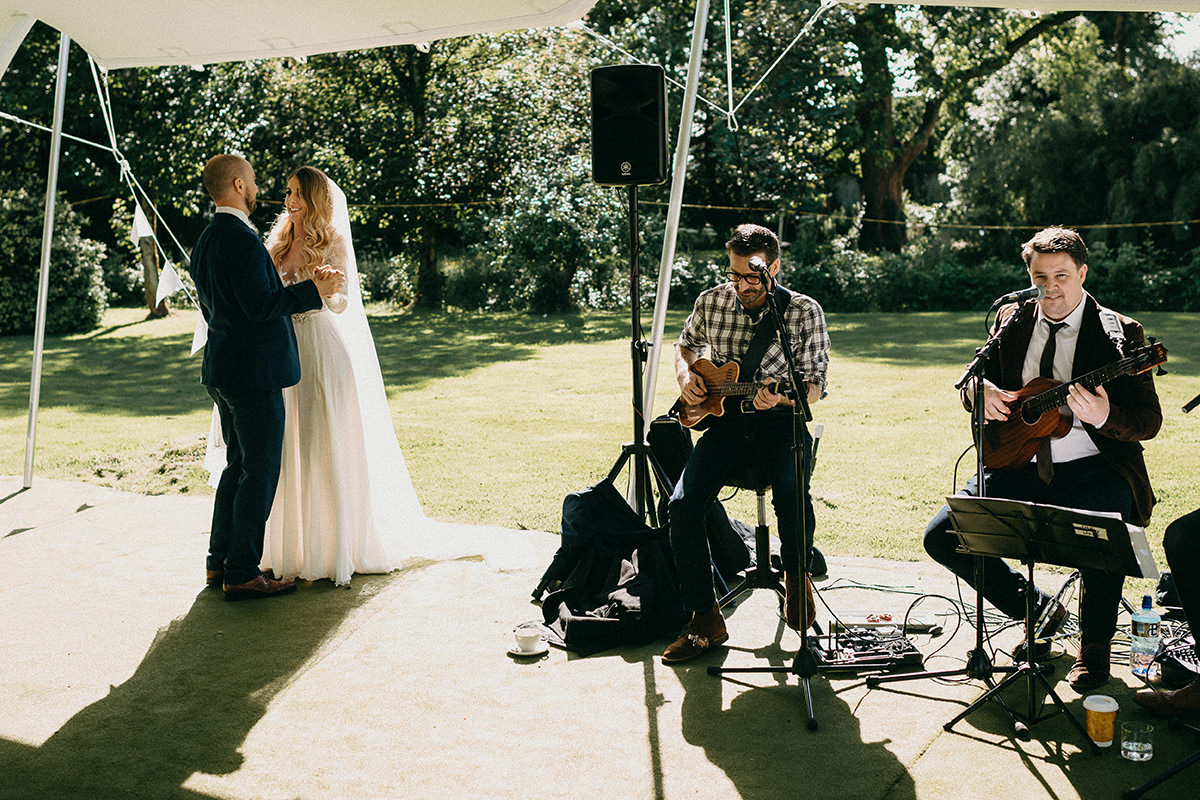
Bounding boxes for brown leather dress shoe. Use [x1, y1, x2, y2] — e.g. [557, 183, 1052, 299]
[783, 572, 817, 631]
[222, 574, 297, 601]
[1135, 678, 1200, 717]
[662, 606, 729, 664]
[1067, 640, 1111, 692]
[208, 568, 276, 587]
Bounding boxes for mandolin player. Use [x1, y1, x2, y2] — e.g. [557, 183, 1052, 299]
[661, 223, 829, 664]
[923, 226, 1162, 692]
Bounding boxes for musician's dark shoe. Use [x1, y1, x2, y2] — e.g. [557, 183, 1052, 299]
[662, 605, 728, 664]
[784, 572, 817, 631]
[1134, 678, 1200, 718]
[1067, 640, 1112, 692]
[1013, 598, 1069, 663]
[223, 574, 297, 601]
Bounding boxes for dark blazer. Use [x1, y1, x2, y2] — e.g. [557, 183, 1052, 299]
[189, 212, 321, 391]
[985, 293, 1162, 526]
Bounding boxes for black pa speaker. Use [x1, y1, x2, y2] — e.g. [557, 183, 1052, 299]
[591, 64, 668, 186]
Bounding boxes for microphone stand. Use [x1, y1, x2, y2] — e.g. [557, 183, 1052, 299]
[707, 261, 823, 732]
[867, 299, 1034, 738]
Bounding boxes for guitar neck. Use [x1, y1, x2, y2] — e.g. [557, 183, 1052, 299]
[716, 380, 791, 399]
[1026, 354, 1147, 417]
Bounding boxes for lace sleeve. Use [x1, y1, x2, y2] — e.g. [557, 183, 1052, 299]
[323, 235, 350, 313]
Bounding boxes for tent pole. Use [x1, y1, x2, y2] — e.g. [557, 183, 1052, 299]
[24, 33, 71, 489]
[642, 0, 709, 418]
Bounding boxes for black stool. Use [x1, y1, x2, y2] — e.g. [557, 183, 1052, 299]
[716, 463, 785, 610]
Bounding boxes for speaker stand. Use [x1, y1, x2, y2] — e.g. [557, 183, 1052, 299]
[605, 184, 673, 523]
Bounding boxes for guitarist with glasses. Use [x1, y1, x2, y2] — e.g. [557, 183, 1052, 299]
[661, 223, 829, 664]
[923, 226, 1162, 691]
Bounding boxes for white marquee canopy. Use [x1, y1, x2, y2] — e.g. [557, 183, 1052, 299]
[0, 1, 599, 74]
[6, 0, 1199, 79]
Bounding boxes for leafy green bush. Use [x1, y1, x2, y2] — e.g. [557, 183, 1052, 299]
[358, 254, 416, 307]
[443, 255, 524, 311]
[1081, 240, 1200, 311]
[101, 252, 145, 306]
[0, 189, 107, 335]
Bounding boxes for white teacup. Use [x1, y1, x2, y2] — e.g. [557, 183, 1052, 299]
[513, 626, 543, 653]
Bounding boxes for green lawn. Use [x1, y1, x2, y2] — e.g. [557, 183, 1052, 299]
[3, 306, 1198, 588]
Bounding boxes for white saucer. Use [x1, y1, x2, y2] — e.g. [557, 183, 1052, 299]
[508, 641, 549, 657]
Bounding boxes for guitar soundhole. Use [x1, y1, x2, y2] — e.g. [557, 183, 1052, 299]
[1020, 402, 1041, 425]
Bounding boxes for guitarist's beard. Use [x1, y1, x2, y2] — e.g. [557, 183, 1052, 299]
[738, 282, 768, 309]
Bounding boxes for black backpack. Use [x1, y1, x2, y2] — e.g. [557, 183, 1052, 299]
[537, 479, 688, 655]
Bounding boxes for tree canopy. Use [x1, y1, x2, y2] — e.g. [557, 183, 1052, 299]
[2, 5, 1199, 317]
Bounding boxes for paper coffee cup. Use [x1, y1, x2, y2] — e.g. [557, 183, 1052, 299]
[1083, 695, 1118, 747]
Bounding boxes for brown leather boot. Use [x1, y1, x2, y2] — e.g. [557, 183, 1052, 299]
[1066, 640, 1111, 692]
[784, 572, 817, 631]
[662, 605, 729, 664]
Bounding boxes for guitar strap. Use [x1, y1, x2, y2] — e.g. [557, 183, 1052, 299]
[738, 285, 790, 381]
[1095, 303, 1127, 354]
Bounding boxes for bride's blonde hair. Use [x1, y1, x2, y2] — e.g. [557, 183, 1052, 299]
[267, 165, 337, 279]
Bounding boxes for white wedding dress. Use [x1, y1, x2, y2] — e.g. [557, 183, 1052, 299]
[264, 266, 419, 584]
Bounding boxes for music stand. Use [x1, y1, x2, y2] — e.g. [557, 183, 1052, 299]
[866, 301, 1031, 735]
[943, 495, 1159, 752]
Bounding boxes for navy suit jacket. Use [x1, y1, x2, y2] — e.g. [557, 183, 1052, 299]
[984, 293, 1162, 525]
[189, 212, 321, 391]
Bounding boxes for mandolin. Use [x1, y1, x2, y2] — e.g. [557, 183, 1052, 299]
[981, 341, 1167, 470]
[668, 358, 794, 430]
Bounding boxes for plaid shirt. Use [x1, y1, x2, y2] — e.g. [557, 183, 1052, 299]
[677, 282, 829, 391]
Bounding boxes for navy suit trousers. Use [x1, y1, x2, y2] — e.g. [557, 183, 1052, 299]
[206, 385, 286, 585]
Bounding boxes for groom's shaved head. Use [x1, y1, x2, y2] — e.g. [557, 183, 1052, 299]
[203, 154, 252, 202]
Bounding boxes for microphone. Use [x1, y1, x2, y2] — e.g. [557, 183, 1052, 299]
[747, 255, 774, 290]
[990, 284, 1046, 307]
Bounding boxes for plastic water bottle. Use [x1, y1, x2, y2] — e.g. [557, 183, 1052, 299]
[1129, 595, 1160, 677]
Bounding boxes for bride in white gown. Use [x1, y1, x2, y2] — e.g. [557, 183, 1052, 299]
[254, 164, 425, 585]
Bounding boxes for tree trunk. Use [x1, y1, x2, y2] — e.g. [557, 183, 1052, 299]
[853, 7, 907, 253]
[859, 160, 907, 253]
[414, 220, 443, 308]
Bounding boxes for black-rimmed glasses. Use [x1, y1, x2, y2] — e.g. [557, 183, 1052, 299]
[725, 271, 763, 286]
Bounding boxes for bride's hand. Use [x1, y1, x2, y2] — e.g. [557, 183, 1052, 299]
[312, 265, 345, 297]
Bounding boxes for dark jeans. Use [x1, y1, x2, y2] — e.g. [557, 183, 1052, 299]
[207, 385, 286, 585]
[1164, 508, 1200, 659]
[668, 410, 815, 612]
[923, 455, 1131, 644]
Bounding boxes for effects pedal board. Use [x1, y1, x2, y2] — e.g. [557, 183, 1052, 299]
[830, 613, 943, 636]
[817, 628, 925, 674]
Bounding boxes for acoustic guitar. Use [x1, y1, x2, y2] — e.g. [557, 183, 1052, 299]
[981, 340, 1167, 470]
[668, 358, 794, 430]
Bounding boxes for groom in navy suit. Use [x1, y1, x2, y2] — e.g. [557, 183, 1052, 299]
[191, 154, 344, 600]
